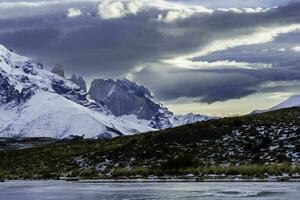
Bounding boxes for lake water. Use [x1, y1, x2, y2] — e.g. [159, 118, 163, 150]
[0, 181, 299, 200]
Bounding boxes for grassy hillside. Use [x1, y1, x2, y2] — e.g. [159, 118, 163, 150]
[0, 108, 300, 180]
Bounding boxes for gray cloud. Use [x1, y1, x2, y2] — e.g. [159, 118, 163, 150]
[132, 63, 300, 103]
[0, 28, 61, 50]
[0, 0, 300, 103]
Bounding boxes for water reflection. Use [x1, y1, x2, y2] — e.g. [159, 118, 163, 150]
[0, 181, 299, 200]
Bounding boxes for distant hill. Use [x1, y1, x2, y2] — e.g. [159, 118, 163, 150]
[253, 95, 300, 114]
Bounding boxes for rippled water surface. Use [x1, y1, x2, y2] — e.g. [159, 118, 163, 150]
[0, 181, 299, 200]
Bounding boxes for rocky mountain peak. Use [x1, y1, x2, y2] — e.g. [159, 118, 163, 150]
[89, 78, 171, 122]
[51, 64, 65, 78]
[70, 74, 87, 92]
[88, 78, 210, 129]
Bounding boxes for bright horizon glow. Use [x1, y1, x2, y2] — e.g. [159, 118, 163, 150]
[166, 92, 294, 117]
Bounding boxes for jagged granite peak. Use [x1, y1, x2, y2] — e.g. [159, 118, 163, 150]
[70, 74, 87, 92]
[88, 78, 210, 129]
[0, 44, 152, 138]
[89, 78, 173, 120]
[51, 64, 65, 78]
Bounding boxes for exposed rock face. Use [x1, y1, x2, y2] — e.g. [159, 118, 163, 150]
[70, 74, 87, 92]
[89, 79, 171, 120]
[51, 64, 65, 78]
[89, 78, 211, 129]
[0, 73, 21, 107]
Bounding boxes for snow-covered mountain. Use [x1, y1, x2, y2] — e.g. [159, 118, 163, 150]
[253, 95, 300, 114]
[89, 78, 210, 129]
[0, 44, 210, 139]
[173, 113, 211, 126]
[0, 44, 152, 138]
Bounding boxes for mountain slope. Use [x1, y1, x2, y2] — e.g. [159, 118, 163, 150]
[0, 91, 151, 138]
[0, 44, 152, 138]
[270, 95, 300, 110]
[253, 95, 300, 114]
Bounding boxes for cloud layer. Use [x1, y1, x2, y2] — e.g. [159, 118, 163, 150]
[0, 0, 300, 109]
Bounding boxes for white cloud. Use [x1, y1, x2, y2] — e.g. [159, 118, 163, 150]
[0, 0, 279, 22]
[217, 6, 276, 14]
[162, 59, 272, 70]
[260, 48, 287, 52]
[126, 65, 146, 80]
[292, 46, 300, 52]
[161, 24, 300, 70]
[153, 0, 213, 23]
[140, 0, 213, 14]
[98, 0, 126, 19]
[217, 8, 243, 13]
[97, 0, 213, 20]
[98, 0, 145, 19]
[164, 24, 300, 65]
[127, 1, 143, 15]
[202, 24, 300, 57]
[276, 48, 287, 52]
[243, 7, 274, 13]
[157, 10, 191, 23]
[67, 7, 82, 17]
[267, 92, 293, 100]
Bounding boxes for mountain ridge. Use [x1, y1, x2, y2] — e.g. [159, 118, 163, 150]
[0, 44, 210, 138]
[0, 44, 153, 138]
[88, 78, 210, 129]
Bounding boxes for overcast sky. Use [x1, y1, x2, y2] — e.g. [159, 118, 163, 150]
[1, 0, 300, 116]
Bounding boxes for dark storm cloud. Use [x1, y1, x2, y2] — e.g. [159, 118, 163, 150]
[131, 66, 260, 103]
[1, 0, 300, 103]
[0, 28, 61, 50]
[133, 62, 300, 104]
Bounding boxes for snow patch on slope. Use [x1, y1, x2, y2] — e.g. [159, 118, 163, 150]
[0, 91, 153, 138]
[271, 95, 300, 110]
